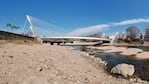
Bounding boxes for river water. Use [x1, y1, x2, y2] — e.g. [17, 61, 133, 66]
[94, 52, 149, 81]
[69, 45, 149, 81]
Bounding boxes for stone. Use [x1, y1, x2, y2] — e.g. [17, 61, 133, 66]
[9, 55, 13, 58]
[129, 78, 137, 82]
[136, 78, 143, 83]
[89, 51, 96, 55]
[111, 63, 135, 77]
[86, 53, 89, 56]
[129, 78, 144, 83]
[100, 61, 107, 65]
[90, 55, 95, 59]
[36, 67, 43, 71]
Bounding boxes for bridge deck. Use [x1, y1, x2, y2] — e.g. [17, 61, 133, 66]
[41, 36, 110, 41]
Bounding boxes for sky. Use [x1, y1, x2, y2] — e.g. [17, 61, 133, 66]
[1, 0, 149, 36]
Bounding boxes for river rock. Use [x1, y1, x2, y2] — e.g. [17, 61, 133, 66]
[111, 63, 135, 77]
[36, 67, 43, 71]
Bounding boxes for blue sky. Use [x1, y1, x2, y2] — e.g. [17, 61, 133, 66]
[1, 0, 149, 36]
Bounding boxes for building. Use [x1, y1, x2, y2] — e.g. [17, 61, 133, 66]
[144, 26, 149, 41]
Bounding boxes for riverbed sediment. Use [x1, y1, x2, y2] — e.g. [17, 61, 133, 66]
[89, 45, 149, 60]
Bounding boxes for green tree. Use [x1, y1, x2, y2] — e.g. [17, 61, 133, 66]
[6, 23, 19, 31]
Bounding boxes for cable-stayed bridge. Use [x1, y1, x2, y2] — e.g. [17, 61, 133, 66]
[26, 15, 110, 45]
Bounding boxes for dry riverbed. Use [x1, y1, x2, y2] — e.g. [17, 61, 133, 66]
[0, 43, 148, 84]
[89, 46, 149, 60]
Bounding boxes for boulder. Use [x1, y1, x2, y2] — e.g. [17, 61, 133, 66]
[111, 63, 135, 77]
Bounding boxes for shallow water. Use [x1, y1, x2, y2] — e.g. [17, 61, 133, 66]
[68, 45, 149, 81]
[69, 45, 87, 51]
[87, 48, 149, 81]
[127, 46, 149, 51]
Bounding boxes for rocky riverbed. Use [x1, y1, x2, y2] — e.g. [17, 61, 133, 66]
[88, 46, 149, 60]
[0, 43, 148, 84]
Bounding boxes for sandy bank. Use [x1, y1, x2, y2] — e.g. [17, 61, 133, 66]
[0, 44, 148, 84]
[90, 46, 149, 60]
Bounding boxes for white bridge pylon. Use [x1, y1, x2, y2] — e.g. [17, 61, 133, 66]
[26, 15, 110, 42]
[26, 15, 38, 37]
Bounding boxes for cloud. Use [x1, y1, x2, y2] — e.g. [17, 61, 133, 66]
[112, 18, 149, 26]
[67, 18, 149, 36]
[66, 24, 110, 36]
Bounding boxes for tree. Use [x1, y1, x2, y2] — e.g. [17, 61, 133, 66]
[6, 23, 12, 27]
[6, 23, 19, 31]
[126, 26, 140, 41]
[87, 32, 103, 38]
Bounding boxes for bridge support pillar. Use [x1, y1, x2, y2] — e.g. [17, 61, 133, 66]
[57, 42, 60, 45]
[50, 42, 54, 45]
